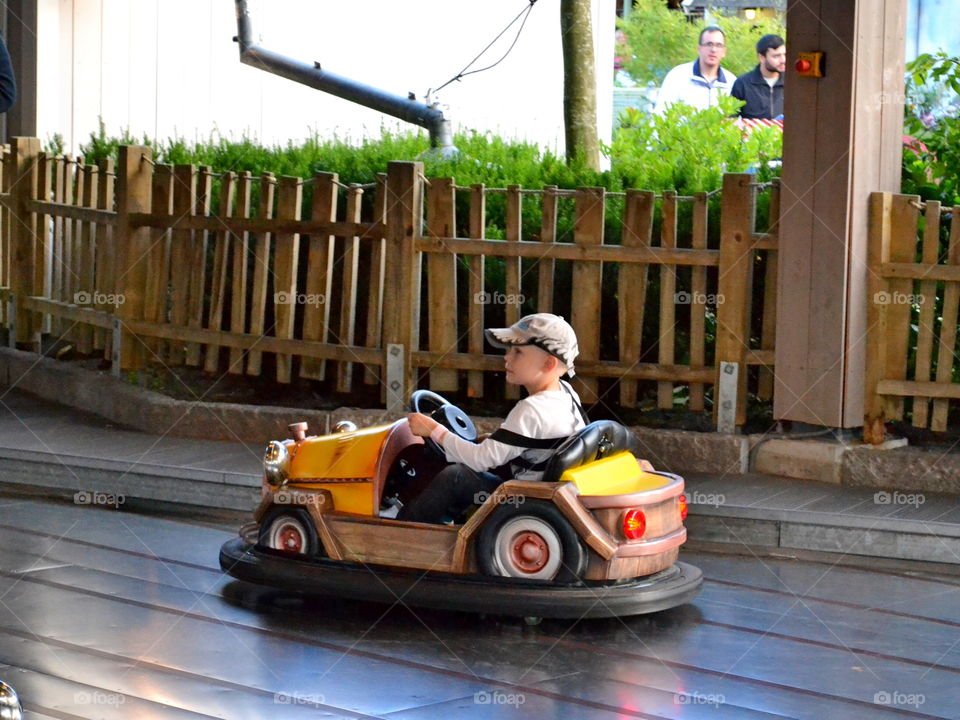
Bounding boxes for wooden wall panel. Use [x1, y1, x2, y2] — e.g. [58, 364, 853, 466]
[775, 0, 908, 428]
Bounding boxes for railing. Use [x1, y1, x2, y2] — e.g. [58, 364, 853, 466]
[0, 138, 779, 427]
[865, 192, 960, 442]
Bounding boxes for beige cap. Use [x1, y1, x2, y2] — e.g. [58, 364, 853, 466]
[484, 313, 580, 377]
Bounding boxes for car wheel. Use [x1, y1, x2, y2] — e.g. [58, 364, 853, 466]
[477, 500, 586, 582]
[258, 507, 319, 557]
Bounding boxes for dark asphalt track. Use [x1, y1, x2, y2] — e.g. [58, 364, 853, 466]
[0, 493, 957, 719]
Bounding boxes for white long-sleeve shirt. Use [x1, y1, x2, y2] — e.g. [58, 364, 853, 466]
[437, 381, 586, 481]
[654, 60, 733, 114]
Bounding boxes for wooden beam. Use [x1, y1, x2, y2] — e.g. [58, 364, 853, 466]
[416, 236, 719, 266]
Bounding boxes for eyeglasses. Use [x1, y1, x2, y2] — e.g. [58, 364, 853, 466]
[699, 42, 726, 49]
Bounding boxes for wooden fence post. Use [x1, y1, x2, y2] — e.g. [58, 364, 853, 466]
[246, 173, 275, 377]
[426, 177, 459, 392]
[883, 195, 921, 422]
[34, 153, 51, 337]
[382, 161, 422, 410]
[93, 158, 115, 354]
[689, 190, 709, 411]
[910, 200, 942, 429]
[466, 183, 486, 399]
[863, 192, 892, 443]
[363, 173, 388, 386]
[503, 185, 523, 401]
[145, 163, 173, 361]
[570, 186, 605, 405]
[114, 145, 153, 370]
[227, 171, 253, 375]
[335, 185, 362, 392]
[618, 190, 654, 408]
[9, 137, 40, 349]
[757, 180, 780, 400]
[77, 163, 100, 354]
[931, 204, 960, 432]
[300, 172, 336, 381]
[186, 167, 213, 367]
[658, 191, 678, 410]
[715, 173, 756, 429]
[273, 175, 303, 383]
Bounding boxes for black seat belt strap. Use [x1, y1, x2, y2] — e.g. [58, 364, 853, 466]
[561, 380, 590, 425]
[489, 429, 569, 450]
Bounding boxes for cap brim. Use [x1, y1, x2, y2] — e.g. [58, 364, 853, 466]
[484, 327, 529, 349]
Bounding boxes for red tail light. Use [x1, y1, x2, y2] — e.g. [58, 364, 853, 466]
[622, 509, 646, 540]
[679, 493, 688, 521]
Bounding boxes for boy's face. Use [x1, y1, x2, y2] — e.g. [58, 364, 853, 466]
[504, 345, 554, 387]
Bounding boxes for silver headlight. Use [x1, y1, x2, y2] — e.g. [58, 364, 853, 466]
[263, 441, 291, 485]
[333, 420, 357, 434]
[0, 681, 22, 720]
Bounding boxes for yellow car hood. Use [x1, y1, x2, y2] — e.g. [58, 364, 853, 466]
[289, 423, 394, 480]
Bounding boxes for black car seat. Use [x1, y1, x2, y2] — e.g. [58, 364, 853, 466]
[540, 420, 638, 484]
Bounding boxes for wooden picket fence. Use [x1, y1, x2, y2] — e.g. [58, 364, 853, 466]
[864, 192, 960, 442]
[0, 138, 780, 425]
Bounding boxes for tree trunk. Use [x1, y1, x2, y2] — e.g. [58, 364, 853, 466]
[560, 0, 600, 171]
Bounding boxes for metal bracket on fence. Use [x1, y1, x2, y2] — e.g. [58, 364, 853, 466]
[111, 318, 122, 377]
[385, 343, 406, 413]
[6, 294, 15, 349]
[716, 361, 739, 434]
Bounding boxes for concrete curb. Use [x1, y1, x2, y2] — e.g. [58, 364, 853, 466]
[748, 433, 960, 493]
[0, 346, 750, 476]
[842, 444, 960, 494]
[686, 507, 960, 565]
[3, 346, 958, 487]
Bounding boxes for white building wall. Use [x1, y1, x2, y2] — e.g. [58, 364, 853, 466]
[36, 0, 615, 161]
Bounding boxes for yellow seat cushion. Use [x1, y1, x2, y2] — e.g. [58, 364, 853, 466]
[560, 452, 670, 496]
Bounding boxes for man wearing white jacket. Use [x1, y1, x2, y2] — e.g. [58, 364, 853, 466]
[654, 26, 733, 114]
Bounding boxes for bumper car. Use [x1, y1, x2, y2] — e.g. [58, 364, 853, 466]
[219, 391, 702, 620]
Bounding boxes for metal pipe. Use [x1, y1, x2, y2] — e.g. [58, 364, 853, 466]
[234, 0, 455, 153]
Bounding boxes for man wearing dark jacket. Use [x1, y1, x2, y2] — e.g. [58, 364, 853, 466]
[731, 34, 784, 120]
[0, 34, 16, 113]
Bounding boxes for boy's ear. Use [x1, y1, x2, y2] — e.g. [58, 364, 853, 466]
[543, 354, 560, 373]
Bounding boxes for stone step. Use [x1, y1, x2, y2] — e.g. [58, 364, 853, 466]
[684, 473, 960, 565]
[0, 446, 260, 512]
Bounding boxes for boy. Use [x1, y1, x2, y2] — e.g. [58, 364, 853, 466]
[397, 313, 588, 524]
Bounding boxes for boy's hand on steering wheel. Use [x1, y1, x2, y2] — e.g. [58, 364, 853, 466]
[639, 459, 655, 471]
[407, 412, 440, 438]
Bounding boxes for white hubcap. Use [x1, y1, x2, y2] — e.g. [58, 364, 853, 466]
[492, 516, 563, 580]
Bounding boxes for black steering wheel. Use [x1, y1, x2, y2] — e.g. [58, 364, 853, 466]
[410, 389, 478, 455]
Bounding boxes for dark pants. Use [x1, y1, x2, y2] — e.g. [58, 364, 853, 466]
[397, 463, 502, 524]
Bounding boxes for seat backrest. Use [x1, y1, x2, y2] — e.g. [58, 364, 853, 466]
[541, 420, 638, 484]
